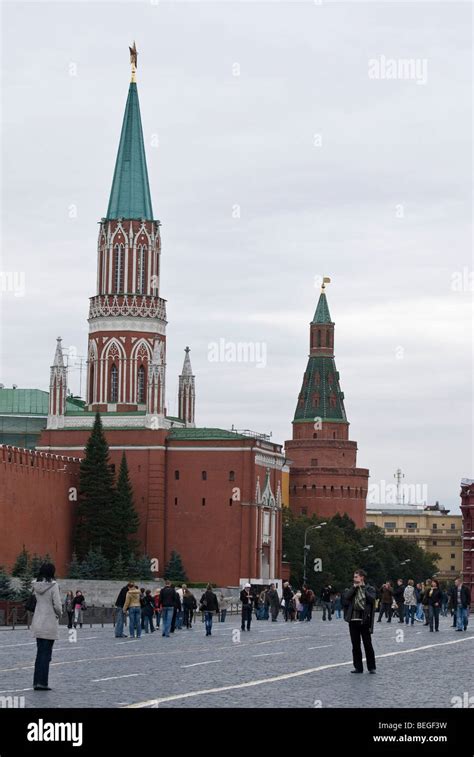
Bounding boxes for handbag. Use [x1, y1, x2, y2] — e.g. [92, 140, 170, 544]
[25, 593, 37, 613]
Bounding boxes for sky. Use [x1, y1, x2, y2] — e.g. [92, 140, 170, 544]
[0, 0, 472, 512]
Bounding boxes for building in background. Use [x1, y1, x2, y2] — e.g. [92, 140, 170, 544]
[366, 503, 462, 583]
[0, 388, 84, 449]
[460, 479, 474, 595]
[285, 283, 369, 528]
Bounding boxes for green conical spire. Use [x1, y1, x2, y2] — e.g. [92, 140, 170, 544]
[106, 82, 153, 221]
[312, 291, 332, 324]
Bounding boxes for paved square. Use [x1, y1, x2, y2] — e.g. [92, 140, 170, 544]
[0, 614, 472, 708]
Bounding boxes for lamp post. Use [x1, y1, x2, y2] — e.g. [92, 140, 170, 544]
[303, 522, 327, 583]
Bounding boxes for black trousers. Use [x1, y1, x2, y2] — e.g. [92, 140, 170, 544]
[33, 638, 55, 687]
[183, 607, 194, 627]
[349, 621, 376, 672]
[241, 605, 252, 630]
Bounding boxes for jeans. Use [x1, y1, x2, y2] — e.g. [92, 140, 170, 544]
[429, 605, 440, 631]
[415, 603, 424, 621]
[33, 639, 55, 687]
[404, 605, 416, 624]
[128, 607, 142, 637]
[115, 607, 126, 637]
[220, 609, 227, 623]
[161, 606, 174, 637]
[155, 610, 161, 628]
[322, 601, 332, 620]
[241, 605, 252, 630]
[143, 613, 154, 633]
[457, 607, 469, 630]
[204, 611, 214, 634]
[377, 603, 392, 622]
[263, 606, 269, 620]
[176, 610, 184, 630]
[335, 609, 342, 619]
[299, 605, 308, 621]
[349, 621, 376, 672]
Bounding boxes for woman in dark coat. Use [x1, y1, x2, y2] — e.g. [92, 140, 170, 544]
[428, 579, 442, 632]
[342, 569, 377, 674]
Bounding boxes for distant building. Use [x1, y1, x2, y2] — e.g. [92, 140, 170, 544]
[460, 479, 474, 595]
[366, 503, 462, 582]
[0, 388, 84, 449]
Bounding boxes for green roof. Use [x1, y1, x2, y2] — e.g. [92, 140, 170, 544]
[167, 428, 248, 441]
[293, 356, 347, 422]
[106, 82, 154, 221]
[312, 292, 332, 324]
[0, 389, 85, 416]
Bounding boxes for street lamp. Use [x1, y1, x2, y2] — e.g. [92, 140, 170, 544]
[303, 523, 327, 583]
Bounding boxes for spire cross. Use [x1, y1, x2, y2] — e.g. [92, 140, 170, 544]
[320, 276, 331, 293]
[129, 41, 138, 83]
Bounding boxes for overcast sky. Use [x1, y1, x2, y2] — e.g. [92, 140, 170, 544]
[0, 1, 472, 511]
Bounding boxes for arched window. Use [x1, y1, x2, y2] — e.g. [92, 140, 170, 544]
[137, 244, 146, 294]
[89, 363, 95, 404]
[313, 432, 318, 439]
[110, 364, 118, 403]
[175, 470, 180, 480]
[229, 471, 235, 481]
[137, 365, 146, 403]
[317, 330, 322, 347]
[114, 244, 124, 293]
[326, 330, 330, 347]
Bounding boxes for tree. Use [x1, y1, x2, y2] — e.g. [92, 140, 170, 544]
[74, 413, 116, 561]
[126, 553, 140, 579]
[164, 551, 188, 583]
[136, 554, 153, 580]
[110, 552, 128, 581]
[17, 569, 34, 601]
[67, 553, 82, 579]
[30, 554, 43, 578]
[0, 567, 15, 600]
[78, 547, 110, 580]
[111, 452, 140, 562]
[11, 546, 30, 577]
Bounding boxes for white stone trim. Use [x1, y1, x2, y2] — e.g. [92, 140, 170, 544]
[88, 317, 166, 335]
[255, 452, 285, 468]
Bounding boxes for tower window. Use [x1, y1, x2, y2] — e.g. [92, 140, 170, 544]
[110, 364, 118, 403]
[317, 330, 321, 347]
[229, 471, 235, 481]
[175, 470, 180, 480]
[137, 365, 146, 403]
[303, 484, 307, 491]
[174, 497, 178, 505]
[202, 471, 207, 481]
[313, 433, 318, 439]
[114, 243, 124, 293]
[229, 498, 233, 506]
[89, 362, 95, 404]
[202, 498, 206, 506]
[311, 458, 318, 466]
[326, 331, 330, 347]
[137, 244, 146, 294]
[333, 431, 336, 439]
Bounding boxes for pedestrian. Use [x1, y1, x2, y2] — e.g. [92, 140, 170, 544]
[441, 588, 449, 617]
[73, 590, 86, 629]
[305, 586, 315, 621]
[183, 588, 197, 628]
[320, 584, 333, 621]
[153, 589, 161, 629]
[342, 569, 376, 674]
[282, 582, 294, 622]
[415, 583, 424, 622]
[393, 579, 405, 623]
[422, 579, 432, 626]
[143, 589, 155, 633]
[217, 592, 228, 623]
[266, 583, 280, 622]
[259, 590, 268, 620]
[64, 591, 74, 629]
[176, 584, 186, 630]
[376, 582, 393, 623]
[139, 587, 147, 630]
[123, 584, 142, 638]
[114, 582, 133, 638]
[334, 592, 342, 619]
[403, 579, 417, 625]
[158, 580, 177, 638]
[240, 583, 254, 631]
[31, 562, 62, 691]
[453, 577, 471, 632]
[200, 584, 219, 636]
[170, 585, 182, 633]
[428, 579, 442, 632]
[294, 590, 303, 620]
[299, 586, 309, 622]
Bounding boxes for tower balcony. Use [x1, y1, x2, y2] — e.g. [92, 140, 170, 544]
[88, 293, 167, 322]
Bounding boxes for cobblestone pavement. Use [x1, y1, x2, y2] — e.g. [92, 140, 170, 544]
[0, 614, 472, 708]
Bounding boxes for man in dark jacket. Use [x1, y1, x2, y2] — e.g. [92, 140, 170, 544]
[282, 582, 294, 622]
[159, 581, 178, 638]
[452, 577, 471, 631]
[321, 585, 333, 621]
[343, 569, 376, 674]
[240, 584, 254, 631]
[265, 584, 280, 622]
[377, 582, 393, 623]
[114, 582, 133, 638]
[393, 579, 405, 623]
[200, 584, 219, 636]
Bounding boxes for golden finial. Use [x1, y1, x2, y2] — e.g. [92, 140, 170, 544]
[129, 41, 138, 83]
[321, 276, 331, 293]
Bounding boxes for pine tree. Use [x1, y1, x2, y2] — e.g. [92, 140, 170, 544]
[136, 554, 153, 580]
[17, 569, 34, 601]
[30, 554, 42, 578]
[126, 553, 140, 579]
[164, 551, 188, 583]
[11, 545, 30, 577]
[67, 553, 82, 579]
[110, 552, 127, 581]
[79, 547, 110, 579]
[74, 413, 116, 560]
[112, 452, 140, 562]
[0, 566, 15, 600]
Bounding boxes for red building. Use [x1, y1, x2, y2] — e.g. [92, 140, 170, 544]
[0, 48, 284, 585]
[460, 478, 474, 595]
[285, 284, 369, 527]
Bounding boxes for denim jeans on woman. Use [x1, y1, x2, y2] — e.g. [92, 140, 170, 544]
[429, 605, 440, 631]
[204, 611, 214, 635]
[33, 639, 55, 687]
[128, 607, 142, 638]
[404, 605, 416, 624]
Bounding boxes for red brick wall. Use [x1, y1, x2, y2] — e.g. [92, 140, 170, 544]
[0, 446, 80, 575]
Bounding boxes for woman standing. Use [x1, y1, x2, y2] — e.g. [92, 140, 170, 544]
[64, 591, 74, 629]
[73, 590, 86, 629]
[31, 562, 62, 691]
[428, 579, 442, 632]
[403, 580, 417, 625]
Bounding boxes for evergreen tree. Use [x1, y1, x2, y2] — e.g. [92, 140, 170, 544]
[110, 552, 128, 581]
[11, 545, 30, 577]
[164, 551, 188, 583]
[112, 452, 140, 562]
[30, 554, 42, 578]
[74, 413, 116, 561]
[0, 567, 15, 600]
[79, 547, 110, 579]
[67, 553, 82, 579]
[17, 569, 34, 601]
[136, 554, 153, 580]
[126, 553, 140, 579]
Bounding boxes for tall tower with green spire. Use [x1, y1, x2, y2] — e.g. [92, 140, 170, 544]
[285, 281, 369, 528]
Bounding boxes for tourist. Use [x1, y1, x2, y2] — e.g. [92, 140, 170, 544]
[422, 580, 432, 626]
[217, 592, 228, 623]
[114, 582, 133, 638]
[403, 579, 417, 625]
[176, 584, 186, 630]
[294, 590, 303, 620]
[170, 585, 182, 633]
[299, 586, 309, 622]
[158, 580, 177, 638]
[123, 584, 142, 638]
[334, 592, 343, 619]
[200, 584, 219, 636]
[428, 579, 442, 632]
[376, 582, 393, 623]
[282, 582, 294, 622]
[183, 588, 197, 628]
[64, 591, 74, 629]
[240, 583, 254, 631]
[31, 562, 62, 691]
[142, 589, 155, 633]
[393, 579, 405, 623]
[415, 583, 424, 622]
[441, 587, 449, 617]
[320, 584, 333, 621]
[342, 569, 376, 674]
[266, 583, 280, 622]
[73, 590, 86, 629]
[453, 577, 471, 632]
[139, 587, 147, 630]
[305, 586, 315, 621]
[153, 589, 161, 629]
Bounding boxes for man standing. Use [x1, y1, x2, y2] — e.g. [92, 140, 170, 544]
[266, 584, 280, 622]
[240, 583, 254, 631]
[114, 582, 132, 638]
[453, 577, 471, 632]
[320, 584, 333, 621]
[422, 579, 432, 626]
[393, 579, 405, 623]
[377, 582, 393, 623]
[159, 580, 178, 638]
[282, 582, 294, 622]
[343, 569, 376, 674]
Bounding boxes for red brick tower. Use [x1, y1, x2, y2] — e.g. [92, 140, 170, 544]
[285, 282, 369, 527]
[460, 478, 474, 595]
